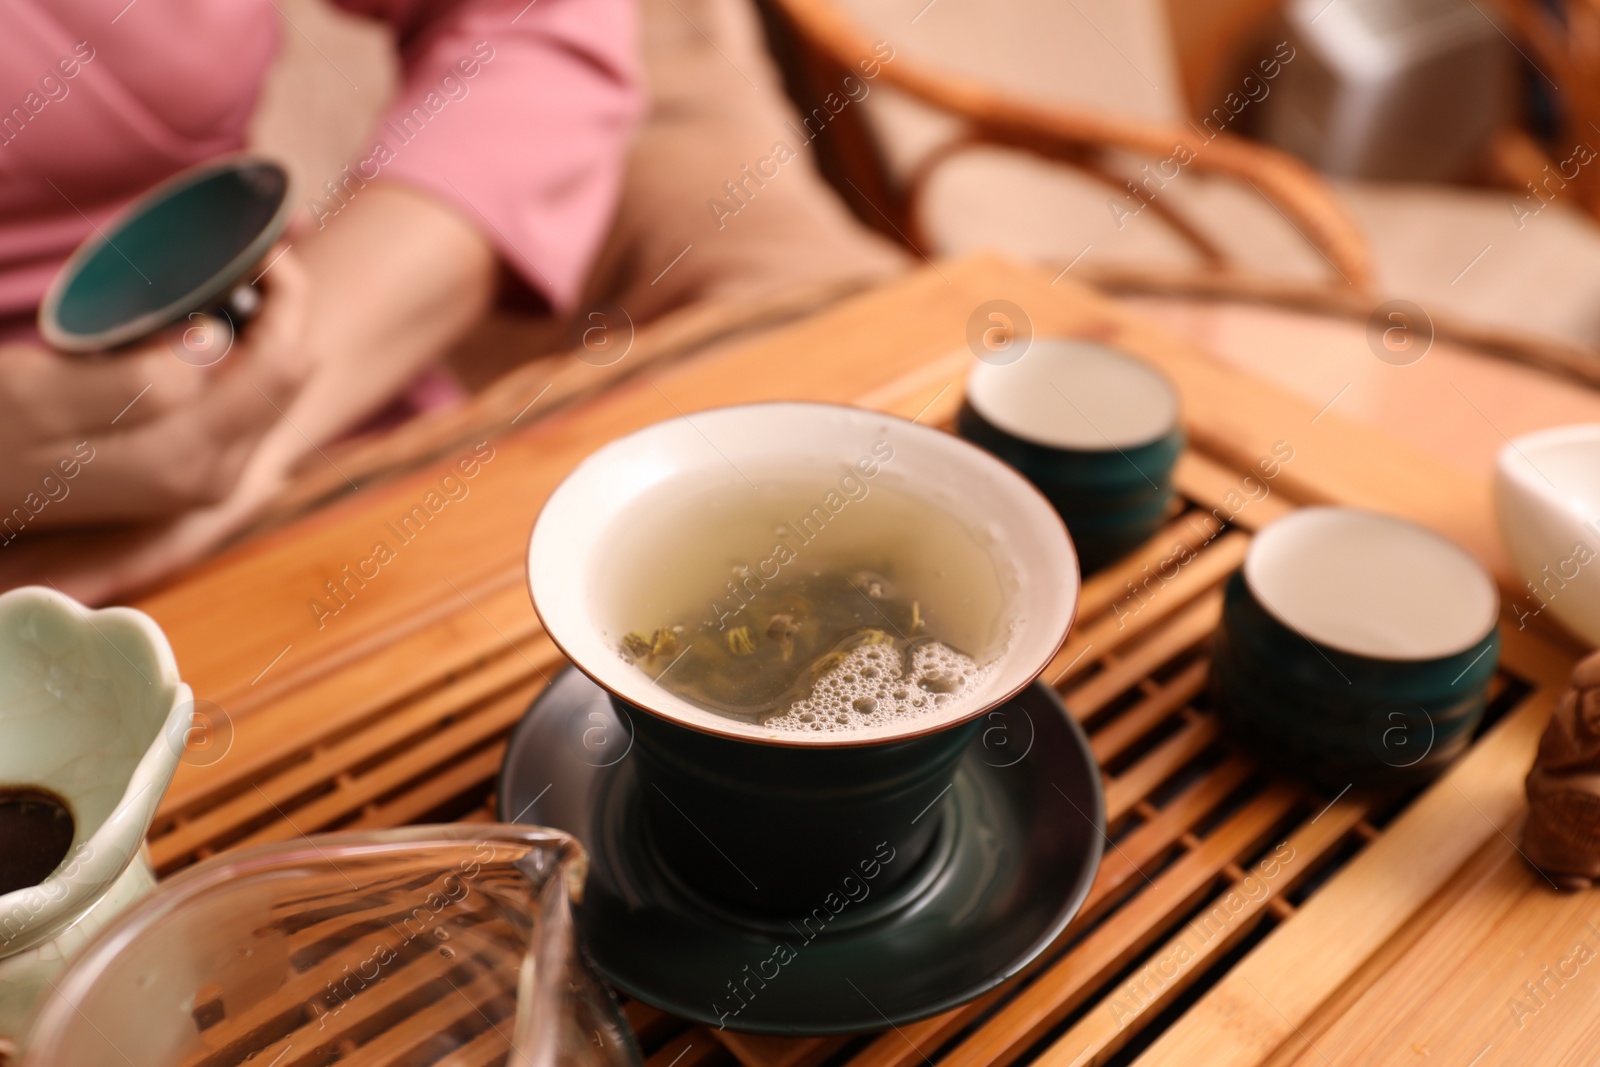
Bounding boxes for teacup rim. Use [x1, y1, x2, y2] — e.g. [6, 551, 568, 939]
[1224, 570, 1501, 674]
[957, 397, 1187, 461]
[1241, 506, 1500, 664]
[37, 152, 291, 353]
[525, 400, 1081, 749]
[964, 336, 1182, 453]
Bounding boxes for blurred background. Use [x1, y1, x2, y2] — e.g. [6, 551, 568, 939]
[8, 0, 1598, 596]
[256, 0, 1592, 367]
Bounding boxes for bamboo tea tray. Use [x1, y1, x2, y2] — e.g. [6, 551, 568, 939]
[139, 257, 1594, 1067]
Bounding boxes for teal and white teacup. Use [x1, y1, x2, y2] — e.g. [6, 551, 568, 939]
[958, 338, 1184, 574]
[1212, 507, 1501, 788]
[38, 155, 290, 354]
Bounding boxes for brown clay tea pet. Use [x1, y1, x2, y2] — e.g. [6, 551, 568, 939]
[1524, 649, 1600, 889]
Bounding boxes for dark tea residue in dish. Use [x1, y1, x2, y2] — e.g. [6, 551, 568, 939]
[0, 788, 75, 895]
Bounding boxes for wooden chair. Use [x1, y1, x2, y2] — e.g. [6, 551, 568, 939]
[758, 0, 1375, 292]
[272, 0, 1600, 531]
[756, 0, 1600, 392]
[1485, 0, 1600, 220]
[249, 0, 1600, 547]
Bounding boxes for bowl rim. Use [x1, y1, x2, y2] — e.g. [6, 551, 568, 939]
[37, 153, 292, 352]
[1241, 506, 1500, 664]
[525, 400, 1081, 748]
[1222, 570, 1501, 683]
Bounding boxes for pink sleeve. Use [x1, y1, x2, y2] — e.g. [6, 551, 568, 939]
[338, 0, 640, 312]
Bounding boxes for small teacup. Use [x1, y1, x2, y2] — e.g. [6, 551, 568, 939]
[527, 402, 1080, 917]
[1212, 507, 1501, 787]
[958, 338, 1185, 574]
[38, 155, 290, 354]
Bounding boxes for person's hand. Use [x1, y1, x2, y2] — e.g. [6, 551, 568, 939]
[0, 247, 311, 533]
[0, 184, 496, 604]
[0, 449, 297, 604]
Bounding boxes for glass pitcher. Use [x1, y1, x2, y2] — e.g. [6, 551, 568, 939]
[18, 824, 640, 1067]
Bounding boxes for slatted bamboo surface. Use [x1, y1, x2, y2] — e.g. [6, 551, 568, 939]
[137, 256, 1592, 1067]
[180, 865, 527, 1067]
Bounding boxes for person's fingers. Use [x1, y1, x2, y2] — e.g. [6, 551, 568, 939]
[250, 243, 309, 342]
[0, 245, 312, 445]
[0, 490, 249, 605]
[0, 246, 318, 527]
[12, 416, 253, 526]
[0, 521, 173, 606]
[236, 245, 314, 398]
[79, 362, 301, 520]
[14, 306, 314, 527]
[0, 342, 209, 439]
[160, 310, 237, 369]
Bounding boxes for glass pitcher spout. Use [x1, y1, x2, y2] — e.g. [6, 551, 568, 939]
[19, 824, 641, 1067]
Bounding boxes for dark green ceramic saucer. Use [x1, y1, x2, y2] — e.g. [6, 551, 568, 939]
[497, 668, 1104, 1036]
[39, 155, 290, 352]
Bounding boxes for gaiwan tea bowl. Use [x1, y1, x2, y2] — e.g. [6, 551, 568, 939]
[527, 402, 1080, 917]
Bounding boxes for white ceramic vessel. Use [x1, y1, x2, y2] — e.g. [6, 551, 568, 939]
[0, 586, 191, 1048]
[528, 401, 1080, 745]
[1494, 425, 1600, 647]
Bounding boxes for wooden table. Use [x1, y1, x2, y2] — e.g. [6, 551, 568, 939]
[137, 256, 1597, 1067]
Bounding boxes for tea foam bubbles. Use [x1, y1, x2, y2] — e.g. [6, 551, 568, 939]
[764, 640, 995, 734]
